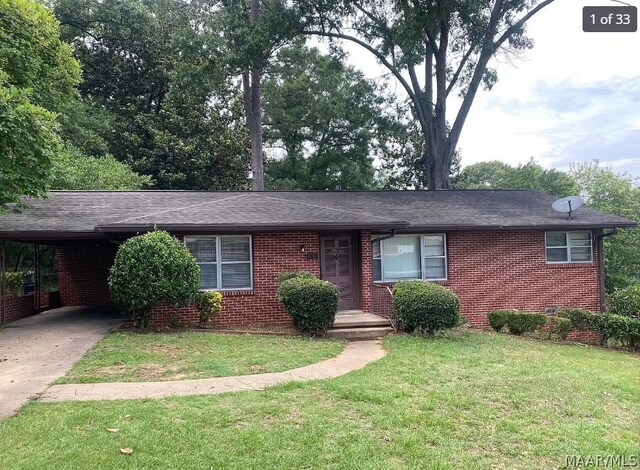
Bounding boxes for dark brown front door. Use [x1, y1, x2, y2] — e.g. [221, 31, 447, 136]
[320, 235, 356, 310]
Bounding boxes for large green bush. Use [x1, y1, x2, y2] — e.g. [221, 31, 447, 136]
[606, 285, 640, 319]
[277, 276, 339, 334]
[593, 314, 640, 350]
[546, 317, 572, 340]
[392, 281, 460, 334]
[109, 230, 200, 327]
[557, 307, 598, 330]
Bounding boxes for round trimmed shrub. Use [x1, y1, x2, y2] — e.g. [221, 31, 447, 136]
[392, 280, 460, 334]
[488, 310, 511, 332]
[275, 270, 316, 287]
[606, 285, 640, 319]
[277, 276, 339, 334]
[195, 290, 222, 328]
[557, 307, 598, 330]
[109, 230, 200, 327]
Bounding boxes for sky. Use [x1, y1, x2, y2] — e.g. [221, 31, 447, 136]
[341, 0, 640, 177]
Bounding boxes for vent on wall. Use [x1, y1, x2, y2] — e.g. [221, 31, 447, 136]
[544, 307, 557, 315]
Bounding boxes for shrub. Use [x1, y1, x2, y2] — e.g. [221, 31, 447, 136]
[195, 291, 222, 327]
[504, 312, 547, 335]
[109, 230, 200, 328]
[392, 280, 460, 334]
[606, 285, 640, 319]
[557, 307, 598, 331]
[278, 277, 339, 334]
[1, 271, 25, 297]
[275, 271, 316, 287]
[546, 317, 572, 340]
[488, 310, 510, 332]
[593, 314, 640, 350]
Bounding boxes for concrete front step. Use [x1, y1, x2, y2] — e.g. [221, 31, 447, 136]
[332, 317, 390, 329]
[326, 326, 394, 340]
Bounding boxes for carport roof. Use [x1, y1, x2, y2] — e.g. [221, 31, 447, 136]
[0, 190, 635, 241]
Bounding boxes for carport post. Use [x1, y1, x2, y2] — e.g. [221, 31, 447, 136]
[1, 240, 5, 324]
[34, 243, 41, 314]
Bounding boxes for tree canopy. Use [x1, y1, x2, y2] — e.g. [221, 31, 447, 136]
[454, 159, 578, 197]
[263, 43, 389, 189]
[55, 0, 250, 190]
[296, 0, 555, 189]
[0, 0, 80, 211]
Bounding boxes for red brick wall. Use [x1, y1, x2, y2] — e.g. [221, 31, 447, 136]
[57, 241, 117, 306]
[370, 230, 602, 328]
[360, 231, 373, 313]
[2, 292, 50, 323]
[149, 232, 321, 326]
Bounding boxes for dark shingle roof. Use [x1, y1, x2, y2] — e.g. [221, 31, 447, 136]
[0, 190, 635, 240]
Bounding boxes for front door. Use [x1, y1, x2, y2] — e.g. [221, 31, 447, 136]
[320, 235, 357, 310]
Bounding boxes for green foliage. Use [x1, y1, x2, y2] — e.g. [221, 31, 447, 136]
[0, 79, 59, 211]
[392, 281, 460, 334]
[0, 0, 80, 210]
[264, 43, 389, 190]
[606, 285, 640, 319]
[55, 0, 250, 190]
[487, 310, 510, 332]
[455, 158, 578, 197]
[570, 161, 640, 291]
[488, 310, 547, 336]
[51, 147, 153, 190]
[277, 277, 339, 334]
[109, 231, 200, 328]
[194, 291, 223, 328]
[275, 271, 316, 287]
[557, 308, 598, 331]
[1, 271, 25, 298]
[593, 314, 640, 350]
[546, 317, 572, 341]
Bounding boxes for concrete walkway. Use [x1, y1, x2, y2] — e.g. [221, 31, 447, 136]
[0, 306, 124, 419]
[40, 340, 386, 402]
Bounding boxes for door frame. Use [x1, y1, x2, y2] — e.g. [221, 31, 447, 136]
[319, 233, 361, 310]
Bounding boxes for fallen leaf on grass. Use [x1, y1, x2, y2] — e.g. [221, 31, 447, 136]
[120, 448, 133, 455]
[106, 428, 119, 433]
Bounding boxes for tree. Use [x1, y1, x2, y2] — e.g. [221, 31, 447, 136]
[263, 43, 391, 189]
[297, 0, 555, 189]
[51, 147, 154, 190]
[0, 0, 80, 211]
[55, 0, 250, 190]
[454, 159, 577, 197]
[570, 161, 640, 292]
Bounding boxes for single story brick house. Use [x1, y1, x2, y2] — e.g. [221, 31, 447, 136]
[0, 190, 635, 329]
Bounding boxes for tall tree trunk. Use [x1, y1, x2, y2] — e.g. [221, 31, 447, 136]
[244, 0, 264, 191]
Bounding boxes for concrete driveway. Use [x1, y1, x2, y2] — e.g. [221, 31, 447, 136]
[0, 306, 124, 420]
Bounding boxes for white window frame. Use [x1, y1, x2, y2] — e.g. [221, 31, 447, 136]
[184, 235, 253, 291]
[545, 231, 593, 264]
[373, 234, 448, 283]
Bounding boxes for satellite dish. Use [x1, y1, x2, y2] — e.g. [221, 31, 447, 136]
[552, 196, 583, 220]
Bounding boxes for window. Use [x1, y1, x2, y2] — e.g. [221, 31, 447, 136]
[185, 236, 252, 290]
[545, 231, 592, 263]
[373, 234, 447, 282]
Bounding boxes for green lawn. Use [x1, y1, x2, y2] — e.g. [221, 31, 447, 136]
[2, 331, 638, 469]
[56, 332, 345, 383]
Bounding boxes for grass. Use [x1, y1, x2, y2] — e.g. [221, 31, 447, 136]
[56, 332, 345, 383]
[1, 331, 638, 469]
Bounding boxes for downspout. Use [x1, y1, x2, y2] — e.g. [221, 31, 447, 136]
[34, 243, 41, 314]
[595, 229, 618, 312]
